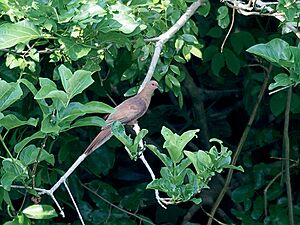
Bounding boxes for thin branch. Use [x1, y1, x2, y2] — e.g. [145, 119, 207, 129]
[221, 8, 236, 53]
[132, 124, 167, 209]
[284, 87, 294, 225]
[207, 66, 271, 225]
[32, 135, 48, 189]
[264, 162, 298, 217]
[64, 181, 85, 225]
[81, 183, 155, 225]
[223, 0, 300, 39]
[0, 134, 14, 159]
[139, 0, 204, 91]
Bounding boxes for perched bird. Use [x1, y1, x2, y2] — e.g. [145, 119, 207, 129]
[84, 80, 159, 155]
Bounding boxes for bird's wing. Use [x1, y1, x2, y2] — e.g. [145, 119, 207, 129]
[104, 96, 147, 127]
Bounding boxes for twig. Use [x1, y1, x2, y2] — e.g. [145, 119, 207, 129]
[32, 135, 48, 189]
[221, 7, 236, 53]
[201, 206, 228, 225]
[284, 87, 294, 225]
[139, 0, 204, 91]
[64, 181, 85, 225]
[264, 162, 298, 217]
[132, 124, 167, 209]
[207, 65, 271, 225]
[81, 183, 155, 225]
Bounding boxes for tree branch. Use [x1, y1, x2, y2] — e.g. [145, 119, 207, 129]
[284, 87, 294, 225]
[139, 0, 205, 91]
[207, 66, 271, 225]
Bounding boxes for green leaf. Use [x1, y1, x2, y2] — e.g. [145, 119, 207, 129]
[232, 184, 255, 203]
[197, 0, 210, 17]
[121, 64, 137, 81]
[111, 121, 133, 147]
[170, 65, 181, 75]
[34, 78, 68, 107]
[190, 46, 203, 59]
[19, 144, 55, 166]
[246, 38, 293, 68]
[217, 6, 230, 29]
[269, 73, 292, 90]
[161, 126, 183, 163]
[59, 37, 91, 61]
[181, 34, 198, 44]
[0, 114, 38, 130]
[207, 27, 222, 38]
[177, 129, 200, 152]
[14, 131, 46, 153]
[1, 159, 28, 191]
[0, 80, 23, 112]
[224, 48, 240, 75]
[211, 53, 224, 76]
[270, 92, 286, 116]
[182, 45, 192, 61]
[291, 93, 300, 114]
[59, 66, 94, 99]
[84, 146, 115, 176]
[22, 204, 58, 219]
[70, 116, 106, 129]
[175, 38, 184, 51]
[146, 144, 173, 168]
[0, 20, 41, 49]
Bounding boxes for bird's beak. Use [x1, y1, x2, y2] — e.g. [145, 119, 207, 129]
[157, 83, 163, 92]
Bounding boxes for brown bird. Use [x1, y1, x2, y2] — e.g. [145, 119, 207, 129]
[84, 80, 159, 155]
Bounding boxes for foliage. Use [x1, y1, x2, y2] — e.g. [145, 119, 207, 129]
[0, 0, 300, 224]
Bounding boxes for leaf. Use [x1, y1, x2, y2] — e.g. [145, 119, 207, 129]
[211, 53, 224, 76]
[14, 131, 46, 153]
[291, 93, 300, 114]
[19, 144, 55, 166]
[34, 78, 69, 107]
[121, 64, 137, 81]
[58, 66, 94, 99]
[0, 20, 41, 49]
[181, 34, 198, 44]
[0, 114, 38, 130]
[111, 121, 133, 147]
[59, 37, 91, 61]
[161, 126, 183, 163]
[190, 46, 203, 59]
[175, 38, 184, 51]
[84, 146, 115, 176]
[197, 0, 211, 17]
[224, 48, 240, 75]
[70, 116, 106, 129]
[1, 159, 28, 191]
[22, 204, 58, 219]
[177, 129, 200, 152]
[0, 80, 23, 112]
[170, 65, 181, 76]
[270, 92, 286, 116]
[146, 144, 173, 168]
[58, 64, 72, 92]
[217, 6, 230, 29]
[232, 185, 255, 203]
[269, 73, 292, 90]
[246, 38, 293, 68]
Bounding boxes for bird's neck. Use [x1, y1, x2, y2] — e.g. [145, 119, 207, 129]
[139, 88, 154, 107]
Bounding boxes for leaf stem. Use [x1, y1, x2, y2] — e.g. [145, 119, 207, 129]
[284, 87, 294, 225]
[0, 134, 14, 159]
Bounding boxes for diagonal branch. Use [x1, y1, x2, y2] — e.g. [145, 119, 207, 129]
[284, 87, 294, 225]
[207, 66, 271, 225]
[140, 0, 205, 91]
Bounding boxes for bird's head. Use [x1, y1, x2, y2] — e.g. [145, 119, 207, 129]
[147, 80, 159, 91]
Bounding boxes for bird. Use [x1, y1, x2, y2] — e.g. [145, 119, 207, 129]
[84, 80, 159, 155]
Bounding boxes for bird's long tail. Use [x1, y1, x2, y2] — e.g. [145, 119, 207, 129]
[84, 127, 113, 155]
